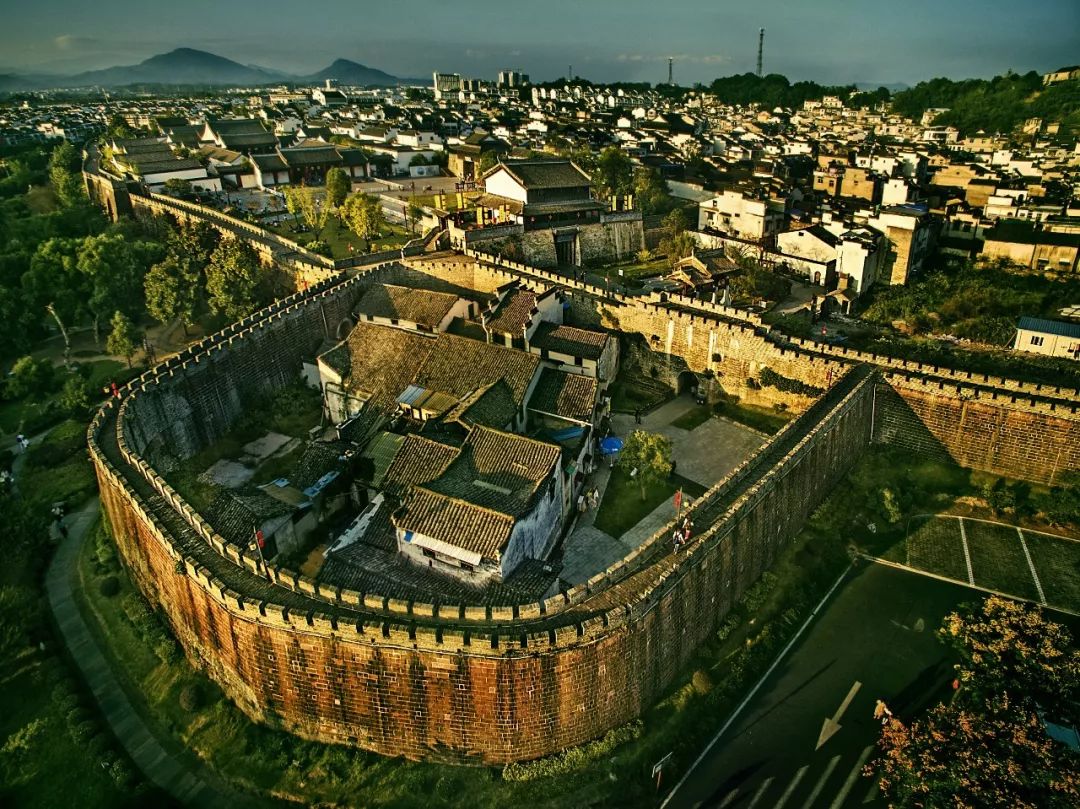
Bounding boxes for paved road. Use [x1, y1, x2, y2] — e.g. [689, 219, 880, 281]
[45, 499, 263, 808]
[663, 563, 972, 809]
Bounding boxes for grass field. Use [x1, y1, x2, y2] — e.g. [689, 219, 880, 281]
[593, 467, 677, 537]
[670, 405, 712, 431]
[885, 515, 1080, 613]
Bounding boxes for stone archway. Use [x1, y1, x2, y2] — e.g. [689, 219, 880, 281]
[335, 316, 356, 341]
[677, 370, 698, 395]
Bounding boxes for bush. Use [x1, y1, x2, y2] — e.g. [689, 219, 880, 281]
[691, 669, 714, 696]
[178, 683, 201, 713]
[741, 571, 778, 614]
[758, 367, 824, 397]
[99, 576, 120, 597]
[307, 240, 331, 256]
[882, 488, 902, 523]
[502, 720, 643, 782]
[6, 355, 55, 399]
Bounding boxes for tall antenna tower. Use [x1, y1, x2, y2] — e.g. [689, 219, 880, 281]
[757, 28, 765, 77]
[668, 57, 674, 85]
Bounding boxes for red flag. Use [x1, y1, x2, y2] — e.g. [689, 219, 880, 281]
[673, 489, 683, 511]
[111, 382, 120, 399]
[255, 529, 265, 549]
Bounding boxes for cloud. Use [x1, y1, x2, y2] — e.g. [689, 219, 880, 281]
[54, 34, 85, 51]
[616, 52, 730, 65]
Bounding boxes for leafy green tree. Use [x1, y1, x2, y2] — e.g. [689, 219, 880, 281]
[105, 114, 133, 140]
[48, 141, 84, 207]
[106, 310, 139, 368]
[58, 374, 91, 415]
[22, 238, 87, 343]
[876, 598, 1080, 808]
[619, 430, 673, 501]
[593, 146, 634, 201]
[205, 237, 266, 321]
[340, 192, 385, 246]
[163, 178, 192, 196]
[6, 355, 54, 399]
[478, 151, 501, 174]
[77, 232, 162, 343]
[283, 186, 332, 239]
[324, 167, 350, 208]
[633, 166, 673, 215]
[660, 229, 695, 268]
[407, 199, 425, 233]
[144, 255, 199, 333]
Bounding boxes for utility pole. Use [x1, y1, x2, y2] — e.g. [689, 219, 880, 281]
[757, 27, 765, 77]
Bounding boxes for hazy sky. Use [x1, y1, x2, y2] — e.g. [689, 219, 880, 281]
[1, 0, 1077, 85]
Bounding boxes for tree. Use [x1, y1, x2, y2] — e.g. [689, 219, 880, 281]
[106, 310, 139, 368]
[619, 430, 673, 501]
[77, 232, 162, 344]
[58, 374, 91, 414]
[163, 178, 192, 196]
[875, 597, 1080, 808]
[205, 238, 265, 321]
[6, 355, 54, 399]
[633, 166, 673, 215]
[593, 146, 634, 201]
[324, 167, 350, 208]
[407, 200, 425, 234]
[144, 255, 199, 333]
[48, 141, 84, 207]
[478, 151, 501, 174]
[340, 192, 385, 246]
[282, 186, 332, 239]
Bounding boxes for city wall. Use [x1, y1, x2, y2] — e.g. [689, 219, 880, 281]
[89, 237, 1080, 764]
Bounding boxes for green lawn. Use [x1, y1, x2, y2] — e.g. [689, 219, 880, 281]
[671, 406, 712, 431]
[712, 398, 792, 435]
[594, 467, 677, 538]
[265, 217, 414, 260]
[21, 419, 97, 509]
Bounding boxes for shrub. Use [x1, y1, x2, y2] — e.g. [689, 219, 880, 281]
[758, 367, 824, 397]
[882, 488, 902, 523]
[154, 637, 179, 664]
[501, 720, 643, 782]
[178, 684, 201, 713]
[741, 571, 778, 614]
[691, 669, 714, 695]
[307, 239, 331, 256]
[99, 576, 120, 597]
[71, 720, 97, 744]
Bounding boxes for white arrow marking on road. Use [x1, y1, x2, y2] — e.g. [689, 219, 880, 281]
[746, 776, 775, 809]
[817, 681, 862, 750]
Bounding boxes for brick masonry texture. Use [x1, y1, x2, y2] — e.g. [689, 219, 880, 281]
[91, 246, 1080, 765]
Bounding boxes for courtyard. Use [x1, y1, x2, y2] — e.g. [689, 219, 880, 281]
[558, 394, 768, 586]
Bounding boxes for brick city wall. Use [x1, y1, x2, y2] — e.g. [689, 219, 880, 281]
[95, 354, 876, 764]
[873, 374, 1080, 484]
[89, 242, 1080, 765]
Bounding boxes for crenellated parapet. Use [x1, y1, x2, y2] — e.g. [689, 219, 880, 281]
[90, 248, 1080, 764]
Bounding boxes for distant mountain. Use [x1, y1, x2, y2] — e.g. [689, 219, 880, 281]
[64, 48, 281, 88]
[0, 48, 417, 91]
[306, 58, 411, 87]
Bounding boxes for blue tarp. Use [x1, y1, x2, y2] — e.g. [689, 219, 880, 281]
[599, 436, 624, 455]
